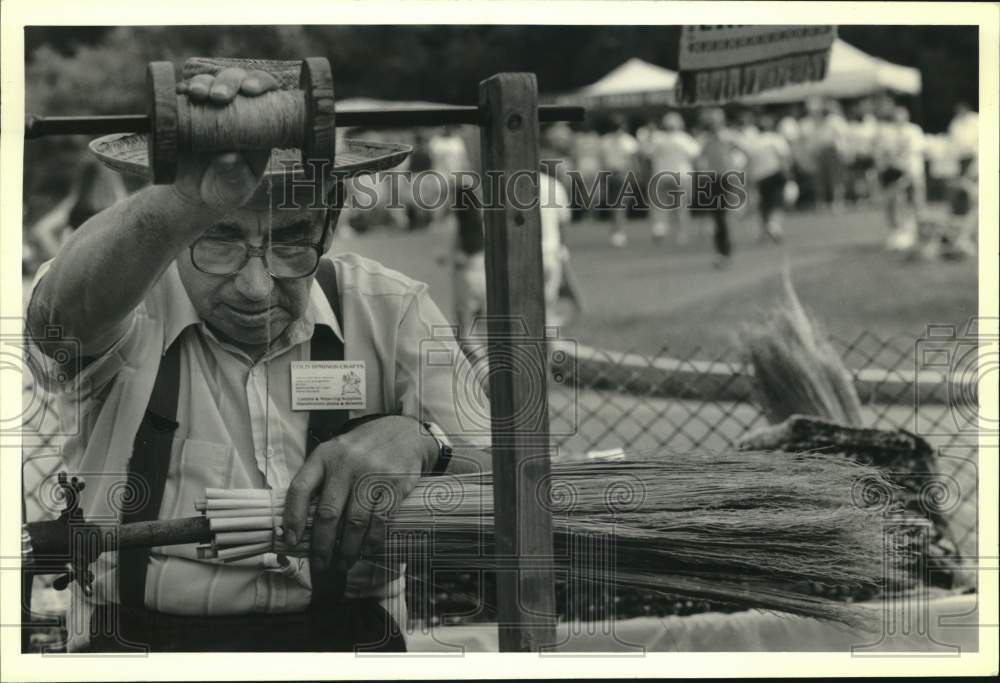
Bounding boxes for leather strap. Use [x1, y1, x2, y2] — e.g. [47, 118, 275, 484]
[307, 259, 349, 455]
[119, 338, 181, 607]
[306, 258, 351, 611]
[120, 258, 347, 607]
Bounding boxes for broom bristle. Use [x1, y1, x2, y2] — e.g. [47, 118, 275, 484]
[741, 266, 865, 426]
[199, 450, 921, 630]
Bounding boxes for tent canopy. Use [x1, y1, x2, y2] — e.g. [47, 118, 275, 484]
[554, 42, 919, 110]
[337, 97, 452, 112]
[556, 58, 678, 109]
[739, 39, 921, 104]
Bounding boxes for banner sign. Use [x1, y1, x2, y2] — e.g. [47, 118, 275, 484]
[676, 25, 837, 105]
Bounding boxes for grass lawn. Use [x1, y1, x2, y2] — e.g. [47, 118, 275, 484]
[330, 205, 977, 368]
[564, 241, 978, 363]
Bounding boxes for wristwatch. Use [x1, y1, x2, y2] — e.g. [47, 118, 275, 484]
[336, 413, 453, 475]
[421, 421, 453, 475]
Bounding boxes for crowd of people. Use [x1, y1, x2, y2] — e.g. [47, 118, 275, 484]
[25, 94, 978, 345]
[349, 93, 980, 335]
[537, 94, 979, 262]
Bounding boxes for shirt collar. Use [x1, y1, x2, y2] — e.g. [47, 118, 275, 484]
[305, 276, 345, 343]
[162, 265, 344, 355]
[162, 263, 203, 354]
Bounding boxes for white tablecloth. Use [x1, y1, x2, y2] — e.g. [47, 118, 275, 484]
[404, 593, 980, 653]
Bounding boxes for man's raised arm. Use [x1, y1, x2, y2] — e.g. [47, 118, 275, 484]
[27, 68, 279, 357]
[29, 186, 218, 356]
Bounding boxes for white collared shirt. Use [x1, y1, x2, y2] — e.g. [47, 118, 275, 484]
[30, 252, 489, 649]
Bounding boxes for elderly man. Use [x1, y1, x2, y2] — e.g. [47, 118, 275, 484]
[27, 66, 490, 652]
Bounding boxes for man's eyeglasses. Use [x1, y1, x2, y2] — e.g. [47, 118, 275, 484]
[190, 215, 332, 280]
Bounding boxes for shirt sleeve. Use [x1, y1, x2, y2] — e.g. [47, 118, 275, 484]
[392, 284, 493, 453]
[551, 175, 571, 224]
[685, 134, 702, 158]
[776, 136, 792, 161]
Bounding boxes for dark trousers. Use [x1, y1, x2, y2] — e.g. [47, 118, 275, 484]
[86, 601, 406, 653]
[711, 209, 731, 257]
[696, 178, 731, 257]
[758, 172, 786, 224]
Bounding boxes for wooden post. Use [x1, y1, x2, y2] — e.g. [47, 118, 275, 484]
[478, 73, 557, 652]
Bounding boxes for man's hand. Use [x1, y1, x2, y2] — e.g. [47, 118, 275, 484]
[172, 67, 280, 210]
[283, 416, 439, 577]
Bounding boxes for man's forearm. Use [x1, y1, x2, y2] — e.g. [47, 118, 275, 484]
[28, 185, 219, 355]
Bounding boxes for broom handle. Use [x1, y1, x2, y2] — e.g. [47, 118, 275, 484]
[25, 516, 212, 559]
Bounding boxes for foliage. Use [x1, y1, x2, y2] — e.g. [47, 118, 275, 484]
[22, 25, 978, 228]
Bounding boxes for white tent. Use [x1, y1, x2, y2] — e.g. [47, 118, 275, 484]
[556, 58, 678, 109]
[740, 39, 921, 104]
[337, 97, 451, 112]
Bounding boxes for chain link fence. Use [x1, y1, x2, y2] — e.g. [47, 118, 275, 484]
[548, 330, 979, 559]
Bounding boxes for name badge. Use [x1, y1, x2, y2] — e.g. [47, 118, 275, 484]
[290, 361, 366, 410]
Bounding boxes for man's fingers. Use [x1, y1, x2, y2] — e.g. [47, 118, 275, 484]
[209, 67, 248, 105]
[362, 511, 389, 562]
[310, 470, 352, 571]
[240, 70, 280, 96]
[186, 74, 215, 102]
[338, 493, 377, 570]
[283, 455, 324, 547]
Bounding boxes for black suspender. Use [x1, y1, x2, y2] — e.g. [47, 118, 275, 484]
[119, 337, 181, 607]
[119, 258, 348, 607]
[307, 259, 350, 454]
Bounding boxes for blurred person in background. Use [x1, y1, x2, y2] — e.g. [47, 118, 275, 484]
[694, 107, 746, 269]
[647, 111, 700, 245]
[874, 103, 926, 251]
[443, 177, 487, 353]
[541, 123, 576, 211]
[948, 155, 978, 258]
[635, 116, 658, 147]
[846, 98, 881, 206]
[948, 102, 978, 177]
[812, 99, 849, 213]
[731, 109, 759, 223]
[404, 131, 434, 231]
[776, 106, 805, 210]
[601, 115, 639, 248]
[736, 108, 761, 140]
[539, 169, 574, 327]
[429, 125, 472, 229]
[746, 114, 793, 243]
[634, 116, 659, 222]
[788, 101, 820, 210]
[893, 106, 927, 211]
[946, 102, 979, 257]
[571, 122, 603, 222]
[545, 121, 575, 157]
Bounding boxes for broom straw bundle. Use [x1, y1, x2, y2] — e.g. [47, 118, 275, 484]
[741, 265, 865, 426]
[195, 450, 919, 628]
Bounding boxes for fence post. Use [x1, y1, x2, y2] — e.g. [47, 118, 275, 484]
[478, 72, 557, 652]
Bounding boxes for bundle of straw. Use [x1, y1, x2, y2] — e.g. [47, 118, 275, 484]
[741, 267, 864, 426]
[195, 450, 920, 629]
